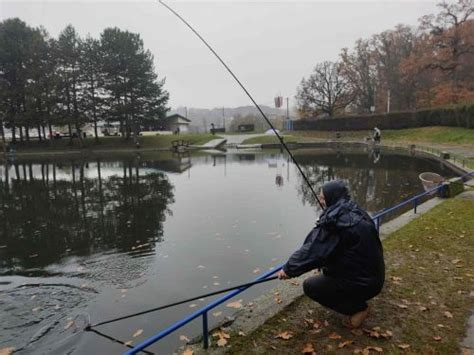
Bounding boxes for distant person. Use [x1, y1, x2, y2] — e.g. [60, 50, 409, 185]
[210, 123, 215, 135]
[372, 149, 381, 164]
[373, 127, 381, 143]
[277, 180, 385, 329]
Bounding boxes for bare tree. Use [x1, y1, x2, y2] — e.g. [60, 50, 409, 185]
[340, 39, 378, 113]
[418, 0, 474, 102]
[296, 61, 352, 118]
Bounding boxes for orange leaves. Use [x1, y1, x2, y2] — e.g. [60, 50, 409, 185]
[212, 329, 230, 347]
[182, 349, 194, 355]
[275, 331, 293, 340]
[226, 299, 243, 309]
[398, 343, 411, 350]
[0, 348, 15, 355]
[328, 332, 342, 340]
[338, 340, 353, 348]
[301, 343, 316, 354]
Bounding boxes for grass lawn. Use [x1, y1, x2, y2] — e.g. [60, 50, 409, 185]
[242, 127, 474, 147]
[291, 127, 474, 146]
[211, 198, 474, 354]
[2, 133, 219, 153]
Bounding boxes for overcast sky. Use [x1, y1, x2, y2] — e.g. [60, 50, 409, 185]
[1, 0, 439, 109]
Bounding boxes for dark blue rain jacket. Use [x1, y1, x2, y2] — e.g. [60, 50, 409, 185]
[283, 194, 385, 290]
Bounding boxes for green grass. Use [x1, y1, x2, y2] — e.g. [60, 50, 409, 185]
[289, 126, 474, 146]
[241, 135, 314, 145]
[222, 198, 474, 354]
[4, 133, 219, 154]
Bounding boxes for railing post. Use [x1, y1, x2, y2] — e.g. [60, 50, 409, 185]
[414, 198, 418, 214]
[376, 217, 381, 232]
[202, 311, 209, 349]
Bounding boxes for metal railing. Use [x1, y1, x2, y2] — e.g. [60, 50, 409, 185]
[126, 170, 474, 355]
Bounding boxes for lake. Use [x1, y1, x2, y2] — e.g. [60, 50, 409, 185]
[0, 147, 457, 354]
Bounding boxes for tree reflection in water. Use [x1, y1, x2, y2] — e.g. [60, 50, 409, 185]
[0, 158, 175, 273]
[294, 148, 456, 213]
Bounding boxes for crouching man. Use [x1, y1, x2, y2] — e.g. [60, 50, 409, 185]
[277, 180, 385, 328]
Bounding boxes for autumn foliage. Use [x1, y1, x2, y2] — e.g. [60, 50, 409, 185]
[298, 0, 474, 118]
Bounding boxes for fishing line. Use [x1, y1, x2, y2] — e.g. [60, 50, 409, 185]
[86, 275, 278, 329]
[158, 0, 324, 210]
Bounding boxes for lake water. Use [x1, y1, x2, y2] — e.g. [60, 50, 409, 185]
[0, 147, 457, 354]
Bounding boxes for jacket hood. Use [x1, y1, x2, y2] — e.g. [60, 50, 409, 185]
[319, 181, 370, 229]
[322, 180, 350, 207]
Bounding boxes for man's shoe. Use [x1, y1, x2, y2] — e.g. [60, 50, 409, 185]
[343, 307, 369, 329]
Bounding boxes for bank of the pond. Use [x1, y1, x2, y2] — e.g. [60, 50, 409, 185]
[0, 134, 219, 158]
[184, 196, 474, 354]
[241, 127, 474, 147]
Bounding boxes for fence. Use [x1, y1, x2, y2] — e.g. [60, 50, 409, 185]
[126, 170, 474, 355]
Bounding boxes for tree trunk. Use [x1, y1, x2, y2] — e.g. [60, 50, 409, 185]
[94, 120, 98, 141]
[48, 123, 53, 141]
[0, 120, 6, 156]
[25, 124, 30, 144]
[37, 124, 42, 141]
[68, 123, 73, 145]
[12, 125, 16, 143]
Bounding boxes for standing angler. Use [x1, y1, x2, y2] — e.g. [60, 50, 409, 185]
[277, 180, 385, 328]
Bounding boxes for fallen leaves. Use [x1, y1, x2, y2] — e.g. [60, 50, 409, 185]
[363, 346, 383, 353]
[212, 329, 230, 347]
[328, 332, 342, 340]
[179, 335, 190, 342]
[398, 343, 411, 350]
[338, 340, 353, 348]
[301, 343, 316, 354]
[0, 348, 15, 355]
[64, 320, 74, 330]
[433, 336, 442, 341]
[212, 311, 222, 317]
[226, 300, 243, 309]
[182, 348, 194, 355]
[443, 311, 453, 319]
[132, 329, 143, 338]
[275, 331, 293, 340]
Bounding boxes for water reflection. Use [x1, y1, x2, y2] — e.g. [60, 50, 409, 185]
[294, 148, 455, 212]
[0, 158, 175, 274]
[0, 148, 458, 354]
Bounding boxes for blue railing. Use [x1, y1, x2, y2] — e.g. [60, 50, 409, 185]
[126, 170, 474, 355]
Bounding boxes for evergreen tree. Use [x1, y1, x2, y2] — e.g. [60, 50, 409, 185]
[0, 18, 35, 142]
[101, 27, 168, 140]
[56, 25, 84, 143]
[79, 36, 105, 140]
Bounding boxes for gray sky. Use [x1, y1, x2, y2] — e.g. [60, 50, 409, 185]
[1, 0, 438, 109]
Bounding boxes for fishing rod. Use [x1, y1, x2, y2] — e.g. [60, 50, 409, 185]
[158, 0, 324, 210]
[86, 275, 278, 330]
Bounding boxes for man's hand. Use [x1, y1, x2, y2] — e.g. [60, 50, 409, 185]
[277, 269, 289, 280]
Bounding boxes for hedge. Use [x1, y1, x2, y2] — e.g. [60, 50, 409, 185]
[293, 104, 474, 131]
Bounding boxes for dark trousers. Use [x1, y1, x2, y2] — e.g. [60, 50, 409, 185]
[303, 275, 376, 316]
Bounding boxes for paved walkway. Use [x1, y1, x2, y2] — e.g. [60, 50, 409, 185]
[220, 134, 266, 145]
[199, 138, 227, 149]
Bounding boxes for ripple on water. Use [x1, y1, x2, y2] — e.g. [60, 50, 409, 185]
[0, 281, 94, 353]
